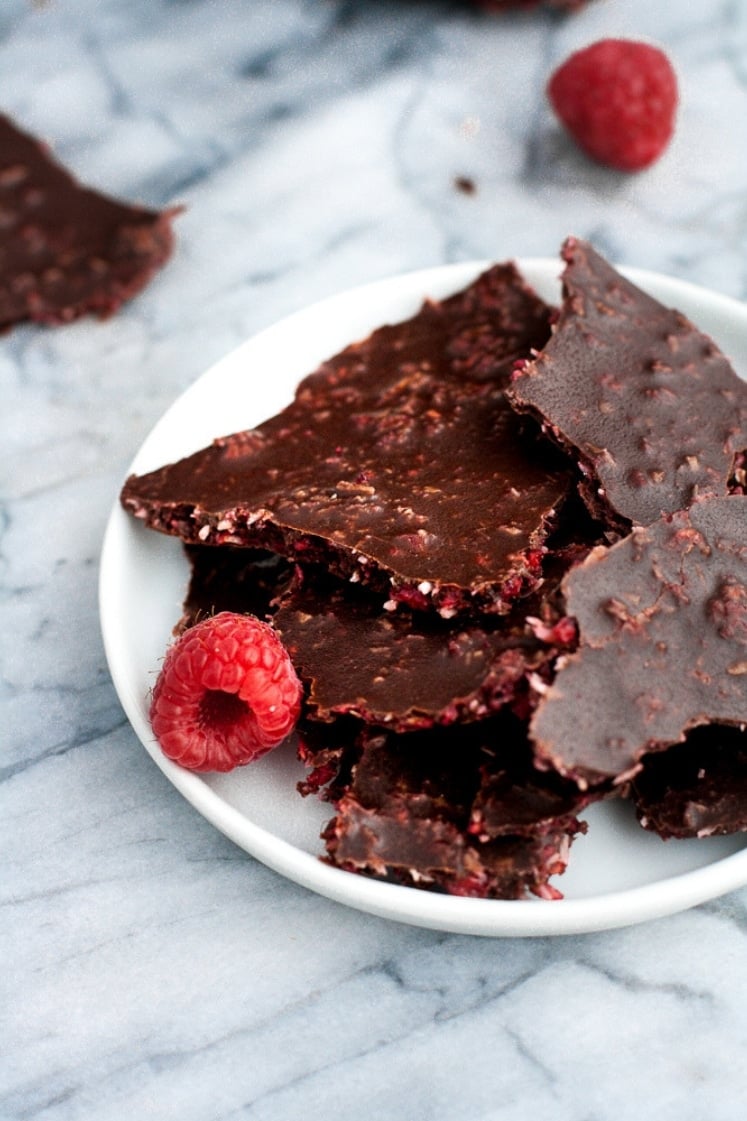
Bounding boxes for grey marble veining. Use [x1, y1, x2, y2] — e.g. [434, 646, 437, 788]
[2, 1, 747, 1119]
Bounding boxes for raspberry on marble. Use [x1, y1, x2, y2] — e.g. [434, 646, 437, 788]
[547, 38, 678, 171]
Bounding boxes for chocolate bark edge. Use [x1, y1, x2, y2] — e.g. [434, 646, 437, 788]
[318, 717, 593, 900]
[507, 236, 747, 528]
[528, 495, 747, 786]
[121, 262, 572, 617]
[630, 724, 747, 839]
[0, 112, 180, 330]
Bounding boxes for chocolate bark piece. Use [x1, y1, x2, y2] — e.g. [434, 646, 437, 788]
[508, 237, 747, 528]
[0, 113, 178, 329]
[631, 724, 747, 839]
[122, 264, 571, 616]
[321, 718, 586, 899]
[326, 801, 575, 900]
[529, 496, 747, 785]
[177, 503, 598, 734]
[296, 717, 361, 802]
[177, 544, 292, 631]
[178, 547, 565, 733]
[273, 570, 561, 732]
[469, 750, 593, 840]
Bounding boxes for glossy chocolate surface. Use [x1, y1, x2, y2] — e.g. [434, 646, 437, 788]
[122, 264, 569, 615]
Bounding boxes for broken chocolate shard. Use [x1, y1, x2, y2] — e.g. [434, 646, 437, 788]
[273, 570, 556, 732]
[0, 113, 179, 329]
[508, 237, 747, 528]
[631, 724, 747, 839]
[320, 717, 587, 899]
[470, 753, 594, 840]
[529, 495, 747, 784]
[174, 473, 606, 726]
[179, 521, 588, 737]
[178, 544, 292, 632]
[122, 263, 571, 616]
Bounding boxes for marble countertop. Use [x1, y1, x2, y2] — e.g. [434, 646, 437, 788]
[3, 1, 747, 1118]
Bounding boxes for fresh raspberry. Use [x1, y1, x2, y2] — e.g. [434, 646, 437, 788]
[547, 39, 678, 171]
[150, 612, 303, 772]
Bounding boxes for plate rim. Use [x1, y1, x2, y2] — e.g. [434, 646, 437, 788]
[100, 256, 747, 937]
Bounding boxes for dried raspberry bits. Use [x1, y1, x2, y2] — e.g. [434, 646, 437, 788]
[150, 612, 303, 772]
[547, 38, 678, 171]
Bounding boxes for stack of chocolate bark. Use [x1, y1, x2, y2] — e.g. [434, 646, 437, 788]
[121, 238, 747, 899]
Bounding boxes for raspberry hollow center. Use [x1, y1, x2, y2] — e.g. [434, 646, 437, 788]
[199, 688, 251, 732]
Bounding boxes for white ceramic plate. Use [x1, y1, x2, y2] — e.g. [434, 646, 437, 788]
[100, 259, 747, 937]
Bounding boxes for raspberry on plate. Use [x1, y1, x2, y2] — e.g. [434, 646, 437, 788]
[150, 612, 303, 772]
[547, 38, 678, 171]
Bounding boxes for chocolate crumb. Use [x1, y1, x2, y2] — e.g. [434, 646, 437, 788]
[454, 175, 477, 195]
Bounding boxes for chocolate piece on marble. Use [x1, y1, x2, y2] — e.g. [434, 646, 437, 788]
[0, 113, 178, 329]
[529, 495, 747, 785]
[631, 724, 747, 839]
[508, 237, 747, 528]
[121, 264, 571, 617]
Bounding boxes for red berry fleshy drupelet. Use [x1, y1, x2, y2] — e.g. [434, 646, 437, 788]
[547, 38, 678, 172]
[150, 611, 303, 772]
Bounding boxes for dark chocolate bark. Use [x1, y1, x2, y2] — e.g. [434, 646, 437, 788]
[469, 750, 594, 840]
[321, 717, 588, 899]
[122, 264, 570, 616]
[273, 570, 562, 732]
[178, 532, 585, 735]
[529, 496, 747, 784]
[508, 237, 747, 527]
[296, 717, 362, 802]
[0, 114, 178, 329]
[631, 724, 747, 839]
[178, 545, 292, 631]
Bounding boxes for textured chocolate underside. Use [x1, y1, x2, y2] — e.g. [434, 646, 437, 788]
[508, 237, 747, 528]
[0, 113, 178, 329]
[530, 496, 747, 784]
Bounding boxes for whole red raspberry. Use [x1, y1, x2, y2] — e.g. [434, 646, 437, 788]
[547, 38, 678, 171]
[150, 612, 303, 772]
